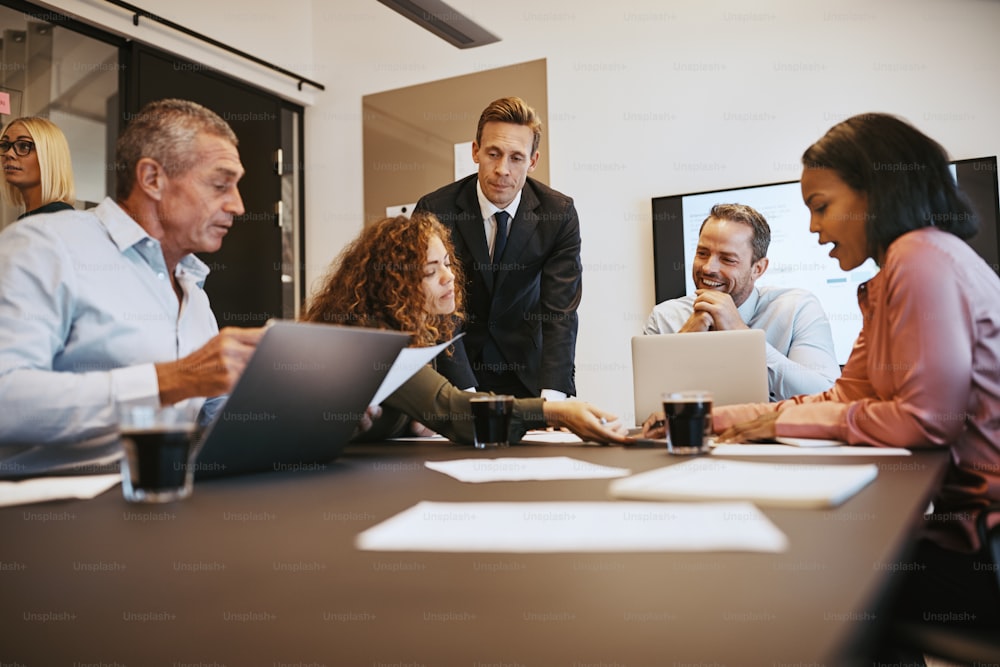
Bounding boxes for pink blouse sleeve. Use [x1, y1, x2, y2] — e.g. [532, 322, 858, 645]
[711, 402, 777, 432]
[713, 316, 876, 438]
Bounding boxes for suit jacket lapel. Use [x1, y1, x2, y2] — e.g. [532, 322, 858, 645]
[494, 181, 540, 294]
[454, 179, 495, 293]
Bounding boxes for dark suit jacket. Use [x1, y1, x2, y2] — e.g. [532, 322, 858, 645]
[415, 174, 581, 396]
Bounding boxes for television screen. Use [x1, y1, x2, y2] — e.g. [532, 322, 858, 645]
[651, 156, 999, 364]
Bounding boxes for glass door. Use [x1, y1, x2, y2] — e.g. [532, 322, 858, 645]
[1, 2, 120, 228]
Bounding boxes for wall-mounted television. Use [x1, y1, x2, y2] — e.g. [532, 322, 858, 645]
[651, 156, 999, 364]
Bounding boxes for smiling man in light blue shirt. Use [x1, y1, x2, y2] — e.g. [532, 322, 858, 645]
[644, 203, 839, 401]
[0, 99, 263, 471]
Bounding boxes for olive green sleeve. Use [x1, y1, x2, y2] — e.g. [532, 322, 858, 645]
[381, 365, 547, 445]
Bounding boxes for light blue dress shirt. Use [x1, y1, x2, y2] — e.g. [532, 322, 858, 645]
[644, 285, 840, 401]
[0, 198, 219, 449]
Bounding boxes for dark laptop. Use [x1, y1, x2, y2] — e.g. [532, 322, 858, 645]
[193, 321, 411, 479]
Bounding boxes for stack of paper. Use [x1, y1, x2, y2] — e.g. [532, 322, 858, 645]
[608, 459, 878, 509]
[711, 443, 910, 456]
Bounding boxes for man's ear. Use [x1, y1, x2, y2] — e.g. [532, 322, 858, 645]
[133, 157, 166, 201]
[752, 257, 769, 280]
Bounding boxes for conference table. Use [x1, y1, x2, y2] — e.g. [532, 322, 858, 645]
[0, 437, 948, 666]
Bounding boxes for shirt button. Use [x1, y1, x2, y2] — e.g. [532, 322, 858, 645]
[157, 272, 166, 280]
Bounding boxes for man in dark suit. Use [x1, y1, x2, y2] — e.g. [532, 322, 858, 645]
[415, 97, 581, 400]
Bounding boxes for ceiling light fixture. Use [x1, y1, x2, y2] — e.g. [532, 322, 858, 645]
[375, 0, 500, 49]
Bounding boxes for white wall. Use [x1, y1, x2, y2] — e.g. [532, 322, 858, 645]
[311, 0, 1000, 423]
[42, 0, 1000, 423]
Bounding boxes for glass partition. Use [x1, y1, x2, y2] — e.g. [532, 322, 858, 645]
[1, 3, 119, 228]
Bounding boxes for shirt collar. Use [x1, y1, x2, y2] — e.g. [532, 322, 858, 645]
[736, 286, 760, 322]
[476, 179, 522, 222]
[96, 197, 211, 285]
[98, 197, 148, 252]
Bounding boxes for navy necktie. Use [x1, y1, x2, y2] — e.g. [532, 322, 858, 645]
[493, 210, 510, 264]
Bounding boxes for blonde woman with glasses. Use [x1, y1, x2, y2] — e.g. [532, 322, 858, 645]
[1, 116, 75, 220]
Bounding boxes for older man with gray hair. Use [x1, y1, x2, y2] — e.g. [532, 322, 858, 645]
[0, 99, 264, 471]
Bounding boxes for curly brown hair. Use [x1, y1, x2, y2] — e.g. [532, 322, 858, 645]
[302, 213, 464, 348]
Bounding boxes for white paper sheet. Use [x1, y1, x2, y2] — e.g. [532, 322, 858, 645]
[774, 437, 845, 447]
[711, 444, 911, 456]
[424, 456, 630, 483]
[391, 431, 585, 445]
[370, 334, 464, 407]
[520, 430, 584, 444]
[356, 500, 788, 553]
[0, 474, 120, 507]
[609, 459, 879, 509]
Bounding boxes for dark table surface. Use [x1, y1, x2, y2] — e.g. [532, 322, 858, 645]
[0, 439, 949, 667]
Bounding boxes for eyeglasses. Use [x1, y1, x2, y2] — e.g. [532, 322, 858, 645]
[0, 140, 35, 157]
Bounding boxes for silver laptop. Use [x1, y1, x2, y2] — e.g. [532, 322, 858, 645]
[631, 329, 769, 426]
[194, 321, 411, 479]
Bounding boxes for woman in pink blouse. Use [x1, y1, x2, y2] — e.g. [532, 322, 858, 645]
[645, 113, 1000, 633]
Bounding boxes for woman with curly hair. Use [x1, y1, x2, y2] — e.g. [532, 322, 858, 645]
[303, 212, 627, 445]
[1, 116, 75, 220]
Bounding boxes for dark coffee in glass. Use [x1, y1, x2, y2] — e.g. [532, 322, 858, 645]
[663, 391, 713, 455]
[469, 395, 514, 448]
[118, 405, 200, 503]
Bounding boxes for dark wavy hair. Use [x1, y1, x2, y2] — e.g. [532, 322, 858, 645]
[302, 213, 464, 348]
[802, 112, 978, 263]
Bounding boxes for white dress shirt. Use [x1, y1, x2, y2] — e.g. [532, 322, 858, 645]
[475, 180, 521, 260]
[0, 198, 219, 445]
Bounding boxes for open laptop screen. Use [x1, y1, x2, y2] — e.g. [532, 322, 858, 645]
[194, 321, 411, 479]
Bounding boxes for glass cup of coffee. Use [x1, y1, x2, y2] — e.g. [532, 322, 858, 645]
[118, 404, 202, 503]
[469, 395, 515, 448]
[662, 390, 713, 455]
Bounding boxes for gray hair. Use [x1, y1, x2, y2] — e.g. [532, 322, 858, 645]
[115, 98, 238, 197]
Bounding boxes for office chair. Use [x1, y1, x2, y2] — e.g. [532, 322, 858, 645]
[891, 503, 1000, 664]
[981, 502, 1000, 590]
